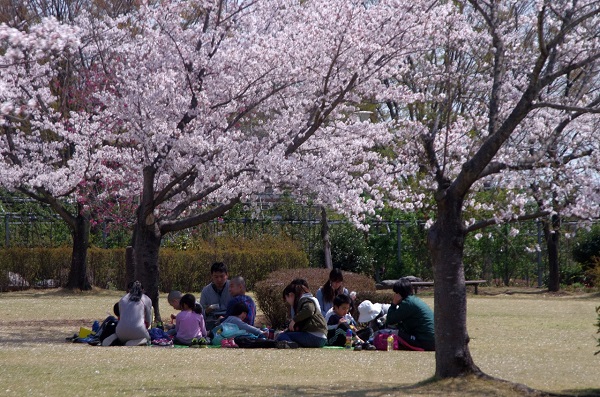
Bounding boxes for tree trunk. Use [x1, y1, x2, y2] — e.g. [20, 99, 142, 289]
[125, 246, 135, 289]
[320, 206, 332, 269]
[543, 214, 561, 292]
[132, 165, 162, 323]
[66, 213, 92, 290]
[132, 219, 162, 323]
[428, 193, 482, 378]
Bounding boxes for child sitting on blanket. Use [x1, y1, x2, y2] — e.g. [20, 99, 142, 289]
[166, 290, 203, 333]
[325, 294, 375, 350]
[357, 299, 390, 335]
[173, 293, 207, 346]
[220, 303, 285, 348]
[221, 302, 267, 337]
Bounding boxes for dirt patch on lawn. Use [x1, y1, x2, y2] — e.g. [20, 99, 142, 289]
[0, 318, 95, 345]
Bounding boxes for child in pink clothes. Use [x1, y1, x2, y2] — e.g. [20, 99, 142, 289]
[174, 293, 207, 345]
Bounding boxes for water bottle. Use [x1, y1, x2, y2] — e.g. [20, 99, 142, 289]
[387, 334, 394, 351]
[345, 328, 353, 349]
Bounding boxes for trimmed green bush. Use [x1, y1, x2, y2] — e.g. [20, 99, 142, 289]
[254, 268, 376, 329]
[88, 248, 127, 289]
[0, 236, 308, 293]
[159, 236, 309, 292]
[0, 247, 72, 291]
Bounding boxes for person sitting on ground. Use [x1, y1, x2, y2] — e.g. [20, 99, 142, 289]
[174, 293, 207, 346]
[112, 280, 139, 318]
[168, 290, 183, 311]
[386, 278, 435, 351]
[276, 282, 327, 348]
[165, 291, 203, 333]
[200, 262, 231, 331]
[164, 290, 183, 332]
[324, 294, 375, 350]
[222, 302, 266, 338]
[357, 299, 390, 334]
[316, 268, 350, 317]
[113, 280, 153, 346]
[223, 302, 279, 348]
[288, 278, 320, 317]
[223, 276, 256, 326]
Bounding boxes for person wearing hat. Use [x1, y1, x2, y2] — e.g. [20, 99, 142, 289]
[386, 278, 435, 351]
[357, 299, 389, 341]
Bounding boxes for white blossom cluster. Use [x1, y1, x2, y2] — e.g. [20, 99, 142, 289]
[1, 0, 599, 236]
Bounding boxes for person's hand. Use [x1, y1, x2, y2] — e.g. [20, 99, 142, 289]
[393, 293, 402, 305]
[338, 318, 347, 324]
[288, 320, 296, 331]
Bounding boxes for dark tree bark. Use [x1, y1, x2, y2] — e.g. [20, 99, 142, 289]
[65, 212, 92, 290]
[132, 165, 162, 323]
[543, 214, 561, 292]
[429, 192, 483, 378]
[20, 191, 93, 291]
[132, 220, 162, 322]
[125, 245, 135, 287]
[321, 206, 332, 269]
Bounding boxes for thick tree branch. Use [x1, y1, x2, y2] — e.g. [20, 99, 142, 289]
[17, 187, 77, 229]
[160, 196, 241, 233]
[466, 210, 551, 233]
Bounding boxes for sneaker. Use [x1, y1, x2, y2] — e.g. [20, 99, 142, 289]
[353, 344, 363, 351]
[363, 342, 376, 351]
[66, 333, 78, 342]
[276, 340, 299, 349]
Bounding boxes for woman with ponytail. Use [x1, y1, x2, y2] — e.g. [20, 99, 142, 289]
[114, 280, 153, 346]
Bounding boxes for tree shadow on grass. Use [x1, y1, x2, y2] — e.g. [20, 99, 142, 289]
[140, 378, 600, 397]
[557, 389, 600, 397]
[0, 320, 92, 345]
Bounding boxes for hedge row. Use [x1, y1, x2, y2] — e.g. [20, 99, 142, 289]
[159, 237, 309, 292]
[0, 237, 309, 292]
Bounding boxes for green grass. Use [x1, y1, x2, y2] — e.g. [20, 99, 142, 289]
[0, 288, 598, 396]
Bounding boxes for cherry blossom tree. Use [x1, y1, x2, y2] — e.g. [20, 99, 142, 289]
[78, 0, 433, 320]
[0, 0, 142, 290]
[0, 16, 102, 289]
[382, 0, 600, 377]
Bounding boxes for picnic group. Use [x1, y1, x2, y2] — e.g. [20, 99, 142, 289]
[69, 263, 435, 351]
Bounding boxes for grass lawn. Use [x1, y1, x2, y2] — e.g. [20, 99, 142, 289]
[0, 288, 598, 397]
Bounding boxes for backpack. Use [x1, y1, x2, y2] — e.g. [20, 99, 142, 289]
[372, 330, 424, 351]
[96, 315, 118, 342]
